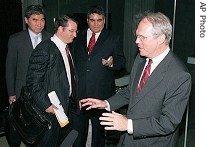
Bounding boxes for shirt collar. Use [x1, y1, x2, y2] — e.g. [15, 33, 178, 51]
[51, 34, 66, 51]
[28, 28, 42, 39]
[87, 28, 100, 37]
[149, 47, 170, 64]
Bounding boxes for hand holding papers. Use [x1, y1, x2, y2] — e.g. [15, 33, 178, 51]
[48, 91, 69, 127]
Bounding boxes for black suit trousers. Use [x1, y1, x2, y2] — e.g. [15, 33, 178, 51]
[72, 109, 107, 147]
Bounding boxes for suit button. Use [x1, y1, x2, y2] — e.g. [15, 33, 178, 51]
[87, 69, 90, 72]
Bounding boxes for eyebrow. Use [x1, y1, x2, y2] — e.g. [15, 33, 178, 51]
[89, 18, 103, 21]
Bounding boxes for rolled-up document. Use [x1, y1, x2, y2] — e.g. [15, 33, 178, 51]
[48, 91, 69, 127]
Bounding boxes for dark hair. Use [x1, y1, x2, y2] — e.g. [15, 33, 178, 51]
[87, 5, 105, 19]
[54, 14, 78, 32]
[24, 5, 45, 18]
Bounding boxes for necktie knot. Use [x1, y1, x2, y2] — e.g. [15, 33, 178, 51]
[148, 59, 153, 66]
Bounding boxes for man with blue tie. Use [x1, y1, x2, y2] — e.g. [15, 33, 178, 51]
[5, 4, 52, 147]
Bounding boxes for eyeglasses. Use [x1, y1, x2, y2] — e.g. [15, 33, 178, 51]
[136, 34, 158, 41]
[64, 28, 79, 34]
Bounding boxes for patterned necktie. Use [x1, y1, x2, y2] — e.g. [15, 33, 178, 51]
[65, 45, 76, 98]
[88, 32, 96, 54]
[136, 59, 153, 95]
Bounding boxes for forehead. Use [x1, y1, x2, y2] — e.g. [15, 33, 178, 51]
[88, 13, 104, 20]
[66, 19, 77, 29]
[136, 18, 153, 35]
[28, 14, 45, 19]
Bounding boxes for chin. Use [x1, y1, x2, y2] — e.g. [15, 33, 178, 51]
[139, 51, 145, 56]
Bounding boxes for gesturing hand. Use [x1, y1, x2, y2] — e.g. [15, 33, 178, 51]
[99, 111, 128, 131]
[80, 98, 107, 110]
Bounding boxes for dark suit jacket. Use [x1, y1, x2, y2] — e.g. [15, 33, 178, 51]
[6, 30, 52, 98]
[72, 29, 126, 100]
[26, 40, 73, 115]
[107, 51, 192, 147]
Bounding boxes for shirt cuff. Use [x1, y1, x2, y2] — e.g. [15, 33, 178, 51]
[104, 100, 111, 111]
[127, 119, 133, 134]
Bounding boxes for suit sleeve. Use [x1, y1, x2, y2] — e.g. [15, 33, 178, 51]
[6, 36, 18, 96]
[26, 46, 51, 112]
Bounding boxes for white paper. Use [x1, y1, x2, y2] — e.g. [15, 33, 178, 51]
[48, 91, 69, 124]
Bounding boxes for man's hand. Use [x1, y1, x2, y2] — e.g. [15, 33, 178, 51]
[45, 104, 58, 114]
[80, 98, 108, 110]
[102, 56, 113, 67]
[99, 111, 128, 131]
[9, 95, 16, 104]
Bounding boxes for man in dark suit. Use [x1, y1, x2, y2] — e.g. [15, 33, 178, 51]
[71, 5, 126, 147]
[5, 5, 52, 147]
[80, 12, 192, 147]
[26, 14, 79, 147]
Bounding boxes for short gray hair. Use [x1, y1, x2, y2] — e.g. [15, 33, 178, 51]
[138, 12, 172, 45]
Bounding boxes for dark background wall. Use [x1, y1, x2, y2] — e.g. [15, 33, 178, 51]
[155, 0, 195, 65]
[42, 0, 125, 39]
[0, 0, 22, 109]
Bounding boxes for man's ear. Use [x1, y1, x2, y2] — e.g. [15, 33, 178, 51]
[24, 17, 28, 24]
[158, 34, 166, 45]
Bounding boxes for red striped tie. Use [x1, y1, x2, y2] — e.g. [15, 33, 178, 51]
[136, 59, 153, 95]
[88, 32, 96, 54]
[65, 45, 76, 98]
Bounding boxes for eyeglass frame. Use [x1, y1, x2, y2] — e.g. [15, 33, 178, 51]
[64, 27, 79, 34]
[136, 34, 159, 41]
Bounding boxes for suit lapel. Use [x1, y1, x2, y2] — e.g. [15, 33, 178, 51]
[130, 53, 171, 109]
[133, 61, 145, 95]
[89, 29, 107, 55]
[129, 57, 145, 106]
[50, 41, 70, 88]
[24, 31, 34, 50]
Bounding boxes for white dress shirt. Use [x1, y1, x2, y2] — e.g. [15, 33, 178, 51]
[87, 28, 100, 47]
[28, 29, 42, 49]
[50, 35, 73, 96]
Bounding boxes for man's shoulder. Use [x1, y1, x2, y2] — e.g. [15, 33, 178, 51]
[38, 39, 54, 47]
[101, 29, 120, 39]
[37, 39, 58, 54]
[9, 30, 28, 39]
[42, 30, 53, 37]
[102, 29, 118, 34]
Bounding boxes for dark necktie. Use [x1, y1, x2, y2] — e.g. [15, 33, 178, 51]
[65, 45, 76, 98]
[136, 59, 153, 95]
[88, 32, 96, 54]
